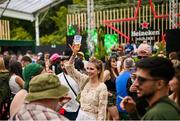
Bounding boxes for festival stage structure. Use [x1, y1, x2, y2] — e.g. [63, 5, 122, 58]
[67, 0, 180, 44]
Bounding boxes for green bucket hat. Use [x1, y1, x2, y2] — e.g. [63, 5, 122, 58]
[23, 63, 43, 91]
[25, 73, 69, 102]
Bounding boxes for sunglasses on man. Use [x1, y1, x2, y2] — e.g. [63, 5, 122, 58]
[137, 56, 148, 59]
[135, 75, 160, 85]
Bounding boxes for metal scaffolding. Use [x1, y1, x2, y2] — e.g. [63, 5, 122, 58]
[87, 0, 95, 55]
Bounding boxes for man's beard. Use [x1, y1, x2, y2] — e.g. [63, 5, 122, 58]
[140, 89, 156, 101]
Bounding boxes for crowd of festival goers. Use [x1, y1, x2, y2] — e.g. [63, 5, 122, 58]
[0, 40, 179, 120]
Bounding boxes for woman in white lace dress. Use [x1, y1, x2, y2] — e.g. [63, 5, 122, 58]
[64, 44, 108, 121]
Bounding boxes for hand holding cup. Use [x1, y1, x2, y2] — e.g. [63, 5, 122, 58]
[69, 35, 82, 54]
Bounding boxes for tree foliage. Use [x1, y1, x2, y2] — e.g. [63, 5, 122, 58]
[40, 6, 68, 45]
[51, 6, 68, 34]
[73, 0, 86, 4]
[95, 0, 127, 5]
[11, 27, 32, 40]
[40, 34, 66, 45]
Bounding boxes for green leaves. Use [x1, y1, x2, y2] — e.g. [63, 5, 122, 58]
[11, 27, 32, 40]
[40, 34, 66, 45]
[73, 0, 86, 4]
[40, 6, 68, 45]
[51, 6, 68, 31]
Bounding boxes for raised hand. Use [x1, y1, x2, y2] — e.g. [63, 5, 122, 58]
[68, 43, 81, 64]
[69, 43, 81, 54]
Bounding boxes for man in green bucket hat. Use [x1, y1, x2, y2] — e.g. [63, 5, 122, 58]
[10, 73, 70, 120]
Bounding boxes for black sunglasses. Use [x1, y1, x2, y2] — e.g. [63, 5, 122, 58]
[137, 56, 148, 59]
[136, 75, 157, 85]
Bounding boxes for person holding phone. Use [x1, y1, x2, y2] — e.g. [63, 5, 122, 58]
[64, 35, 108, 121]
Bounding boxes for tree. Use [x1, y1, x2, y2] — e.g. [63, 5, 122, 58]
[8, 17, 34, 39]
[73, 0, 86, 4]
[40, 6, 68, 45]
[11, 27, 32, 40]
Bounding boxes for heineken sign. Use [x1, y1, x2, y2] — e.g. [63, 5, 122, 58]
[131, 22, 160, 41]
[131, 30, 160, 37]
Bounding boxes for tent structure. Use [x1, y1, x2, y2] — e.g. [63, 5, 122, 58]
[0, 0, 65, 46]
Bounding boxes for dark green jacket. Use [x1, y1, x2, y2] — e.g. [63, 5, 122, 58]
[142, 96, 180, 120]
[0, 72, 10, 103]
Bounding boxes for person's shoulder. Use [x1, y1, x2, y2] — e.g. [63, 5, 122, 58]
[57, 72, 63, 77]
[151, 99, 174, 112]
[0, 71, 9, 77]
[146, 100, 180, 119]
[15, 75, 23, 80]
[117, 70, 130, 78]
[116, 73, 122, 80]
[99, 82, 106, 86]
[143, 106, 180, 120]
[99, 82, 108, 90]
[0, 72, 9, 82]
[15, 89, 27, 97]
[104, 69, 110, 73]
[151, 102, 174, 111]
[46, 111, 70, 120]
[168, 93, 174, 100]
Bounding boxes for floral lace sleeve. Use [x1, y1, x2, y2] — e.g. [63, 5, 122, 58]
[97, 84, 108, 121]
[64, 62, 89, 89]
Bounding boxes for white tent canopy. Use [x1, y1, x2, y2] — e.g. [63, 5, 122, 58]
[0, 0, 65, 45]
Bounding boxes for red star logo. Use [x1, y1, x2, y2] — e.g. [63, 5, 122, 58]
[141, 22, 149, 29]
[102, 0, 180, 42]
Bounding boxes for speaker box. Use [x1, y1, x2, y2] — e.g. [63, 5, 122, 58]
[166, 29, 180, 54]
[65, 35, 88, 56]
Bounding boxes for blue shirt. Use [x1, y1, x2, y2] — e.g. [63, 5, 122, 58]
[116, 70, 131, 113]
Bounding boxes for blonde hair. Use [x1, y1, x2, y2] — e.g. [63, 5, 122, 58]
[0, 57, 8, 72]
[89, 56, 104, 82]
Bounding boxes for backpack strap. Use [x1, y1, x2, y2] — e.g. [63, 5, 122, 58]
[63, 73, 77, 96]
